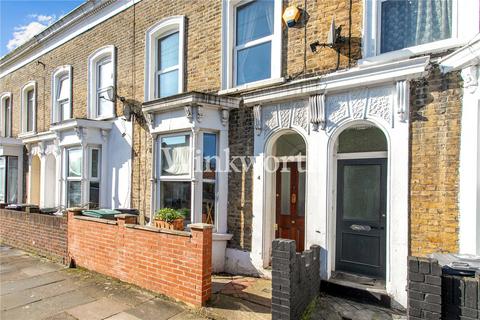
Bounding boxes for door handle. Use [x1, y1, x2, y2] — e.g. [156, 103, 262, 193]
[291, 220, 295, 224]
[291, 193, 297, 204]
[350, 224, 371, 231]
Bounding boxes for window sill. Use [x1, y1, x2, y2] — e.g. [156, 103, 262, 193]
[90, 115, 117, 121]
[218, 77, 285, 96]
[359, 38, 466, 67]
[18, 131, 36, 139]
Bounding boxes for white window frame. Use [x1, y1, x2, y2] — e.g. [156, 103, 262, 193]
[361, 0, 480, 63]
[51, 65, 72, 124]
[65, 147, 83, 208]
[0, 92, 12, 138]
[145, 16, 185, 102]
[20, 81, 37, 134]
[87, 45, 116, 120]
[201, 131, 219, 227]
[88, 147, 101, 208]
[221, 0, 282, 91]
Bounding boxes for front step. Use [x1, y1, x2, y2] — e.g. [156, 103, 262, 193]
[321, 279, 405, 312]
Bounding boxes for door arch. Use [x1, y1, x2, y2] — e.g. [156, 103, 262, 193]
[264, 130, 307, 257]
[331, 123, 389, 280]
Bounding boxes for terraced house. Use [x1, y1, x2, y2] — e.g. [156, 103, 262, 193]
[0, 0, 479, 308]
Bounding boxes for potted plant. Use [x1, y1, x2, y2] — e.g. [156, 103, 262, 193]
[154, 208, 185, 230]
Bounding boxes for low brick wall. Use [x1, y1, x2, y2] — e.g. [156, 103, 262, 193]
[67, 210, 213, 307]
[407, 256, 479, 319]
[271, 239, 321, 320]
[0, 209, 68, 263]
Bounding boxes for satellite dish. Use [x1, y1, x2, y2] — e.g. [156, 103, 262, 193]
[123, 104, 132, 122]
[327, 18, 336, 46]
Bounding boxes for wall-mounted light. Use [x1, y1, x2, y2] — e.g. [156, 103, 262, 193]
[310, 18, 345, 52]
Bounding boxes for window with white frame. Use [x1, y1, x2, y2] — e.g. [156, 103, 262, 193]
[202, 133, 217, 225]
[66, 148, 82, 208]
[363, 0, 479, 59]
[0, 156, 18, 204]
[222, 0, 282, 89]
[145, 16, 185, 101]
[89, 148, 101, 209]
[52, 66, 72, 123]
[21, 82, 36, 134]
[0, 93, 12, 137]
[88, 46, 116, 119]
[158, 134, 191, 223]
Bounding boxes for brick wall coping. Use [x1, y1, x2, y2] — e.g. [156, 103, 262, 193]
[114, 213, 138, 219]
[188, 223, 214, 230]
[73, 215, 118, 225]
[125, 224, 191, 237]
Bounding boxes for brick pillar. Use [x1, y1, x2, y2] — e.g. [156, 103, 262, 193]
[189, 223, 213, 307]
[115, 213, 138, 225]
[407, 257, 443, 319]
[272, 239, 296, 320]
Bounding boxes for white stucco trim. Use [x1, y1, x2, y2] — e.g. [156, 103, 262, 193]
[51, 65, 73, 124]
[144, 16, 185, 102]
[20, 81, 37, 136]
[0, 92, 12, 137]
[87, 45, 116, 120]
[0, 137, 24, 204]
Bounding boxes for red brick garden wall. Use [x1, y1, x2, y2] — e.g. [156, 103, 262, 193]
[67, 210, 213, 307]
[0, 209, 68, 263]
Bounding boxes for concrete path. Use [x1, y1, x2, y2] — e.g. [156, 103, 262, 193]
[0, 245, 207, 320]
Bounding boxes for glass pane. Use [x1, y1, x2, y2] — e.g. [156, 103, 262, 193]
[97, 91, 113, 117]
[67, 181, 82, 207]
[343, 165, 381, 221]
[160, 181, 191, 222]
[98, 59, 112, 89]
[158, 69, 179, 98]
[91, 149, 99, 178]
[297, 170, 305, 217]
[280, 168, 291, 215]
[203, 133, 217, 179]
[236, 41, 271, 85]
[158, 31, 179, 70]
[60, 101, 70, 121]
[160, 135, 190, 176]
[68, 149, 82, 177]
[202, 182, 215, 225]
[57, 76, 70, 100]
[380, 0, 452, 53]
[338, 126, 387, 153]
[274, 133, 306, 157]
[4, 97, 10, 137]
[27, 90, 34, 131]
[0, 157, 5, 203]
[236, 0, 274, 45]
[6, 157, 18, 204]
[89, 182, 100, 209]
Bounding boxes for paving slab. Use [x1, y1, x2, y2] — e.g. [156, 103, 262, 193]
[207, 293, 271, 320]
[0, 270, 68, 295]
[66, 297, 130, 320]
[43, 311, 79, 320]
[124, 298, 184, 320]
[105, 312, 143, 320]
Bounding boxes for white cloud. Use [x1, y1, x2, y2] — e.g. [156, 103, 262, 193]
[6, 14, 56, 51]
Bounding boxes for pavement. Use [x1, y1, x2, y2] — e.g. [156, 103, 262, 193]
[0, 245, 207, 320]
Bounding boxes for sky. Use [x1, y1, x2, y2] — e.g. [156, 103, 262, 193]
[0, 0, 84, 57]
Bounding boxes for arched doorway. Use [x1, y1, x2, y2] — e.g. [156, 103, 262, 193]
[30, 155, 41, 205]
[44, 154, 57, 208]
[333, 124, 388, 280]
[267, 131, 307, 252]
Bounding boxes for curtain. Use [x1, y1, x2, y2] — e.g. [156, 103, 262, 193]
[380, 0, 452, 54]
[236, 0, 274, 85]
[6, 157, 18, 203]
[161, 146, 190, 175]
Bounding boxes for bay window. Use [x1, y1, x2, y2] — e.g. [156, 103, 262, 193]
[0, 156, 18, 204]
[66, 148, 82, 208]
[89, 148, 101, 209]
[52, 65, 72, 123]
[202, 133, 217, 224]
[88, 45, 116, 119]
[222, 0, 282, 90]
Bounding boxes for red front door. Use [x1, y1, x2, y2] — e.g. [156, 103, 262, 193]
[275, 162, 305, 252]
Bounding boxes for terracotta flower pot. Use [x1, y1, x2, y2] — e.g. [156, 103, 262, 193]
[154, 218, 184, 231]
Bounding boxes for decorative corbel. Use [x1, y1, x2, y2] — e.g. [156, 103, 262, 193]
[74, 126, 84, 140]
[184, 106, 193, 122]
[143, 112, 154, 130]
[396, 80, 409, 123]
[101, 129, 109, 142]
[461, 66, 479, 94]
[196, 105, 204, 123]
[220, 108, 229, 127]
[253, 104, 262, 135]
[309, 94, 326, 131]
[38, 141, 46, 157]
